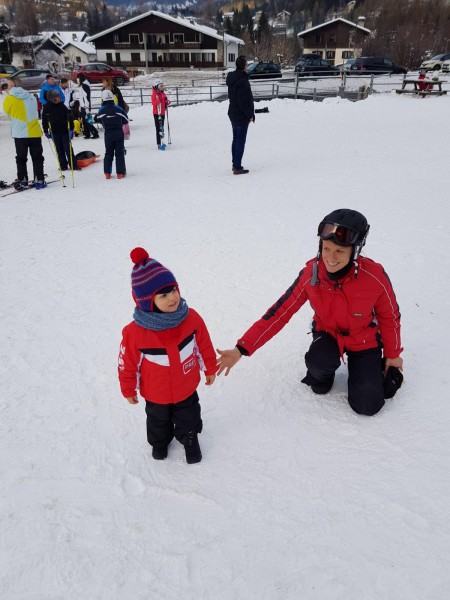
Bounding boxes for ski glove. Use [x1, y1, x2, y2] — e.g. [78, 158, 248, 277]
[384, 366, 404, 399]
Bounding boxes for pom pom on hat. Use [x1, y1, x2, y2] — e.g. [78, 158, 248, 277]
[130, 247, 177, 312]
[130, 247, 149, 265]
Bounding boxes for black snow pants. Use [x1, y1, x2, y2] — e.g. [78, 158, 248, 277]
[14, 137, 45, 182]
[153, 114, 165, 146]
[302, 331, 385, 416]
[104, 129, 126, 176]
[144, 391, 202, 451]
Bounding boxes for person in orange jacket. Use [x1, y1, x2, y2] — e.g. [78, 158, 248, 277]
[151, 79, 170, 150]
[118, 248, 217, 463]
[217, 209, 403, 416]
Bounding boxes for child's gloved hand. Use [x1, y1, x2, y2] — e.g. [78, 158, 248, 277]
[126, 396, 139, 404]
[205, 374, 216, 386]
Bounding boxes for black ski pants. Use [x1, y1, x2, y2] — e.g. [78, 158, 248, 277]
[153, 114, 165, 146]
[144, 391, 202, 451]
[104, 129, 126, 176]
[303, 331, 385, 416]
[80, 108, 99, 139]
[52, 133, 72, 170]
[14, 137, 45, 182]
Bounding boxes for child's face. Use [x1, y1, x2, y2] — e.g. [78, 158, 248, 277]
[153, 287, 180, 313]
[158, 84, 164, 91]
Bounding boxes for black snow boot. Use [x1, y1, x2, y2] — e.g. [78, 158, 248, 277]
[183, 431, 202, 464]
[301, 371, 334, 395]
[152, 446, 168, 460]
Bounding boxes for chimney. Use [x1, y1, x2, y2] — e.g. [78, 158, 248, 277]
[306, 19, 313, 30]
[357, 16, 366, 27]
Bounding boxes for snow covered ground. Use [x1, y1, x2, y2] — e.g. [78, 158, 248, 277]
[1, 92, 450, 599]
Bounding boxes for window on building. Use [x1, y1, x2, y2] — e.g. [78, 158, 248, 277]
[326, 50, 335, 60]
[75, 56, 81, 63]
[228, 52, 235, 63]
[129, 34, 140, 44]
[315, 35, 323, 43]
[328, 35, 336, 44]
[113, 34, 119, 43]
[115, 53, 121, 62]
[203, 53, 214, 63]
[131, 53, 141, 62]
[173, 34, 184, 44]
[106, 53, 113, 63]
[194, 32, 202, 42]
[342, 50, 354, 59]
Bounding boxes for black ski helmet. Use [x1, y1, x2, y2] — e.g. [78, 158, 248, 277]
[318, 208, 370, 259]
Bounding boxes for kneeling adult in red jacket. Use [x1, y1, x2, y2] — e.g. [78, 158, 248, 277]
[217, 209, 403, 416]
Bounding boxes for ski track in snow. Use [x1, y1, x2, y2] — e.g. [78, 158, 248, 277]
[1, 92, 450, 599]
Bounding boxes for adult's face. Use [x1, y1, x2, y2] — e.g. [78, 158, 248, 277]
[321, 240, 353, 274]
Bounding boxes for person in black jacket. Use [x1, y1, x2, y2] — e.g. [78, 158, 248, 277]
[95, 89, 129, 179]
[42, 89, 76, 171]
[226, 55, 255, 175]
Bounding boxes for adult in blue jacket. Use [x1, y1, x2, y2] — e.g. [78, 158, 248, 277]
[96, 89, 129, 178]
[39, 73, 64, 105]
[226, 55, 255, 175]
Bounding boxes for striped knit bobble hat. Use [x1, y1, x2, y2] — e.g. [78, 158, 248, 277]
[130, 247, 178, 312]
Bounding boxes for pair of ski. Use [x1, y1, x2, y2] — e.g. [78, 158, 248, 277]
[0, 179, 60, 198]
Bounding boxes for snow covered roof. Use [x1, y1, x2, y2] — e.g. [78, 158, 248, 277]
[298, 17, 371, 37]
[62, 40, 96, 55]
[41, 31, 88, 46]
[87, 11, 244, 45]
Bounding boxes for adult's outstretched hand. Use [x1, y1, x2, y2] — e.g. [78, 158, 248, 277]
[216, 347, 242, 376]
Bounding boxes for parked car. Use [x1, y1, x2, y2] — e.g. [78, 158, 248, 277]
[335, 58, 357, 71]
[442, 59, 450, 73]
[12, 69, 59, 90]
[349, 57, 407, 75]
[73, 63, 129, 85]
[0, 64, 19, 79]
[295, 57, 339, 77]
[246, 61, 282, 79]
[420, 53, 450, 71]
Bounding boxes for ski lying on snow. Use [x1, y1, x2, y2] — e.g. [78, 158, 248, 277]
[0, 179, 62, 198]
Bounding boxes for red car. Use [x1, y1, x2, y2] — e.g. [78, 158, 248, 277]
[72, 63, 129, 85]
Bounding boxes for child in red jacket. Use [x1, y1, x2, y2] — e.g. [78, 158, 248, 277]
[118, 248, 217, 464]
[151, 79, 170, 150]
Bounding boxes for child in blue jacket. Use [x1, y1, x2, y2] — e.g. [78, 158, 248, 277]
[96, 89, 129, 179]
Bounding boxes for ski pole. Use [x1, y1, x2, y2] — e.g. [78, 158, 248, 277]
[166, 107, 171, 145]
[48, 125, 66, 187]
[68, 122, 75, 189]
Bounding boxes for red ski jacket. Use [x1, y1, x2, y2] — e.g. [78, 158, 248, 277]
[118, 309, 217, 404]
[151, 89, 170, 116]
[237, 256, 402, 360]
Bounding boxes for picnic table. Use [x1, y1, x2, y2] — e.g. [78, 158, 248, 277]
[396, 78, 448, 97]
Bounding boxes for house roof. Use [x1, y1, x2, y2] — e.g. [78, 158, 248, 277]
[12, 35, 65, 55]
[41, 31, 88, 46]
[298, 17, 371, 38]
[86, 10, 244, 45]
[62, 40, 96, 55]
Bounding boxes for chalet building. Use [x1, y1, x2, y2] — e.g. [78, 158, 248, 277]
[87, 11, 244, 71]
[298, 17, 370, 65]
[62, 40, 96, 66]
[11, 34, 65, 69]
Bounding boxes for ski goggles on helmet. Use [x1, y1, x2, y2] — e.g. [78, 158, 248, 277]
[318, 222, 361, 245]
